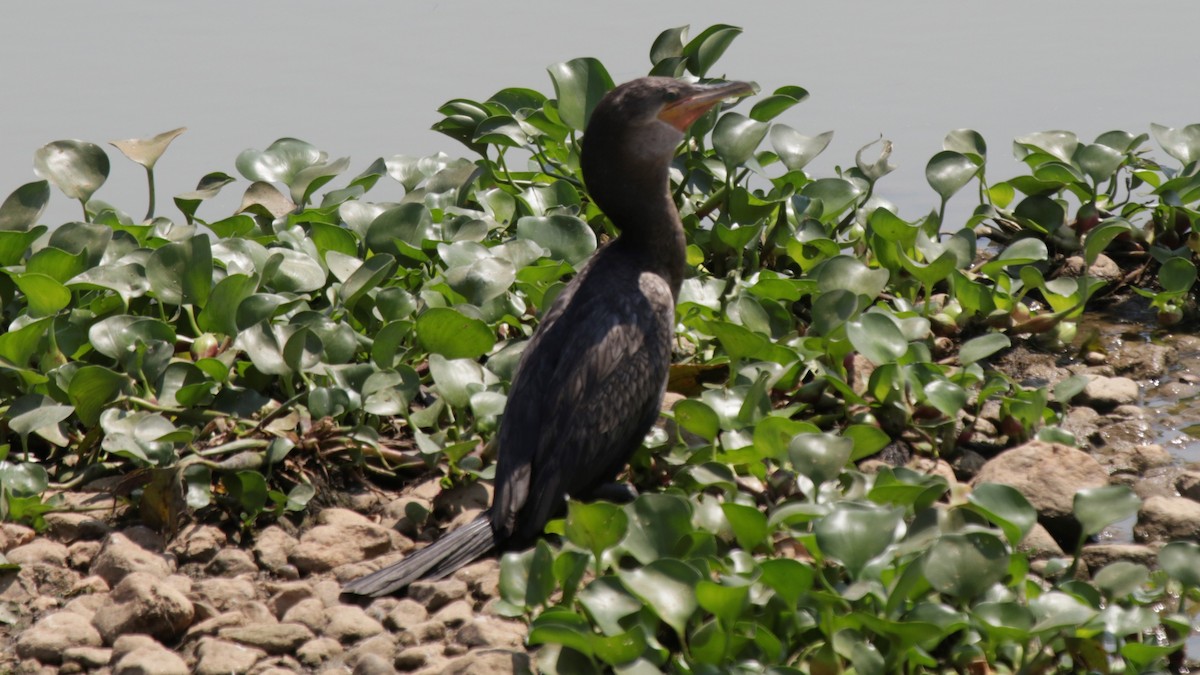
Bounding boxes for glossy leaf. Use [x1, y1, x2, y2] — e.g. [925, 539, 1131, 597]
[0, 181, 50, 231]
[1074, 485, 1140, 537]
[547, 57, 614, 131]
[926, 150, 980, 201]
[415, 307, 494, 360]
[770, 125, 832, 172]
[34, 139, 110, 202]
[110, 127, 186, 170]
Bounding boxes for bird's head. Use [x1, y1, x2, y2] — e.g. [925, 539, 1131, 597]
[581, 77, 754, 225]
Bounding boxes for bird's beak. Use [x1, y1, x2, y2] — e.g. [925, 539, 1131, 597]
[658, 80, 755, 131]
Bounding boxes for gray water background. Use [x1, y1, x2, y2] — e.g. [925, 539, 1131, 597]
[4, 1, 1199, 227]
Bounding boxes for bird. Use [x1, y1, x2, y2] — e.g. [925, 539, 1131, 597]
[343, 77, 754, 597]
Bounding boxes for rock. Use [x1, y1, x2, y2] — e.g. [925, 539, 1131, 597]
[1080, 375, 1139, 411]
[6, 539, 68, 567]
[1135, 495, 1200, 542]
[455, 560, 499, 598]
[351, 653, 393, 675]
[289, 523, 393, 574]
[297, 637, 344, 667]
[111, 634, 163, 663]
[61, 646, 113, 670]
[433, 599, 473, 627]
[0, 523, 36, 551]
[206, 548, 259, 577]
[408, 578, 467, 612]
[408, 620, 446, 643]
[185, 611, 247, 640]
[91, 571, 195, 644]
[190, 576, 257, 612]
[194, 637, 265, 675]
[219, 622, 314, 654]
[971, 440, 1109, 546]
[347, 633, 397, 666]
[1081, 543, 1159, 570]
[395, 645, 442, 671]
[15, 611, 103, 663]
[1128, 444, 1173, 472]
[44, 512, 111, 543]
[67, 540, 103, 569]
[90, 533, 174, 586]
[281, 597, 328, 633]
[113, 645, 189, 675]
[311, 579, 345, 607]
[167, 524, 226, 563]
[384, 598, 429, 631]
[1059, 406, 1102, 448]
[1016, 523, 1064, 559]
[1177, 470, 1200, 502]
[63, 589, 107, 620]
[441, 650, 531, 674]
[323, 604, 384, 642]
[253, 526, 299, 574]
[456, 617, 525, 649]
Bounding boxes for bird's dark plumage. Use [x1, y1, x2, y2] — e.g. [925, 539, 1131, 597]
[343, 77, 753, 597]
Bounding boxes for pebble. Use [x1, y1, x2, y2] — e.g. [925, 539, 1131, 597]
[90, 533, 174, 586]
[7, 539, 69, 567]
[297, 637, 344, 667]
[92, 571, 195, 644]
[15, 611, 103, 663]
[113, 644, 189, 675]
[219, 622, 315, 654]
[194, 637, 265, 675]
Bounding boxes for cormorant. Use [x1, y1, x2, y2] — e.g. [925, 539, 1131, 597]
[343, 77, 754, 597]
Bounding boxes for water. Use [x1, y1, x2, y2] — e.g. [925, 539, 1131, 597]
[3, 1, 1199, 227]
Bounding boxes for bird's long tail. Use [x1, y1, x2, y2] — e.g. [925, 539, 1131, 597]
[342, 513, 496, 597]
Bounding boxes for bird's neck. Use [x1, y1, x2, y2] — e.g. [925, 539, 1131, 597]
[597, 166, 687, 298]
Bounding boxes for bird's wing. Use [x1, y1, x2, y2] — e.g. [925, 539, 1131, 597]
[491, 272, 673, 544]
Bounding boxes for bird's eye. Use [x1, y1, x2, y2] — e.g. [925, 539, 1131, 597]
[663, 91, 681, 103]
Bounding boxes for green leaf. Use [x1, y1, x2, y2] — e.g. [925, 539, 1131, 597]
[0, 181, 50, 231]
[959, 332, 1009, 365]
[1082, 218, 1132, 267]
[13, 273, 70, 317]
[770, 125, 832, 172]
[681, 24, 742, 77]
[712, 113, 768, 168]
[846, 313, 907, 365]
[672, 399, 720, 441]
[547, 57, 614, 131]
[649, 25, 688, 64]
[721, 502, 768, 552]
[578, 576, 644, 636]
[923, 531, 1010, 599]
[1150, 122, 1200, 166]
[620, 493, 692, 564]
[619, 558, 700, 636]
[516, 215, 596, 265]
[748, 86, 808, 122]
[814, 502, 902, 579]
[100, 409, 178, 466]
[1074, 485, 1140, 537]
[339, 254, 397, 313]
[965, 483, 1037, 545]
[67, 365, 129, 427]
[789, 432, 852, 487]
[34, 140, 110, 203]
[1158, 541, 1200, 588]
[0, 461, 49, 497]
[923, 380, 967, 417]
[145, 235, 213, 307]
[1074, 143, 1125, 184]
[695, 579, 749, 626]
[566, 500, 628, 563]
[6, 396, 73, 441]
[817, 255, 889, 301]
[758, 558, 815, 606]
[801, 178, 862, 223]
[944, 129, 986, 158]
[198, 274, 257, 336]
[415, 308, 494, 360]
[926, 150, 980, 202]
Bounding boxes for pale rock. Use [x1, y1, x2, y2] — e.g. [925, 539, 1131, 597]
[351, 653, 393, 675]
[90, 533, 173, 585]
[194, 637, 265, 675]
[324, 604, 384, 642]
[432, 599, 473, 627]
[111, 634, 165, 663]
[219, 621, 314, 654]
[1135, 495, 1200, 542]
[384, 598, 428, 631]
[253, 526, 298, 573]
[206, 547, 259, 577]
[8, 539, 69, 568]
[441, 650, 531, 674]
[44, 511, 110, 543]
[395, 645, 442, 671]
[15, 611, 103, 663]
[61, 646, 113, 670]
[1080, 375, 1140, 411]
[407, 578, 467, 612]
[297, 637, 344, 667]
[67, 540, 103, 569]
[167, 524, 226, 563]
[456, 617, 525, 649]
[113, 645, 189, 675]
[266, 581, 313, 617]
[91, 571, 195, 644]
[281, 597, 327, 633]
